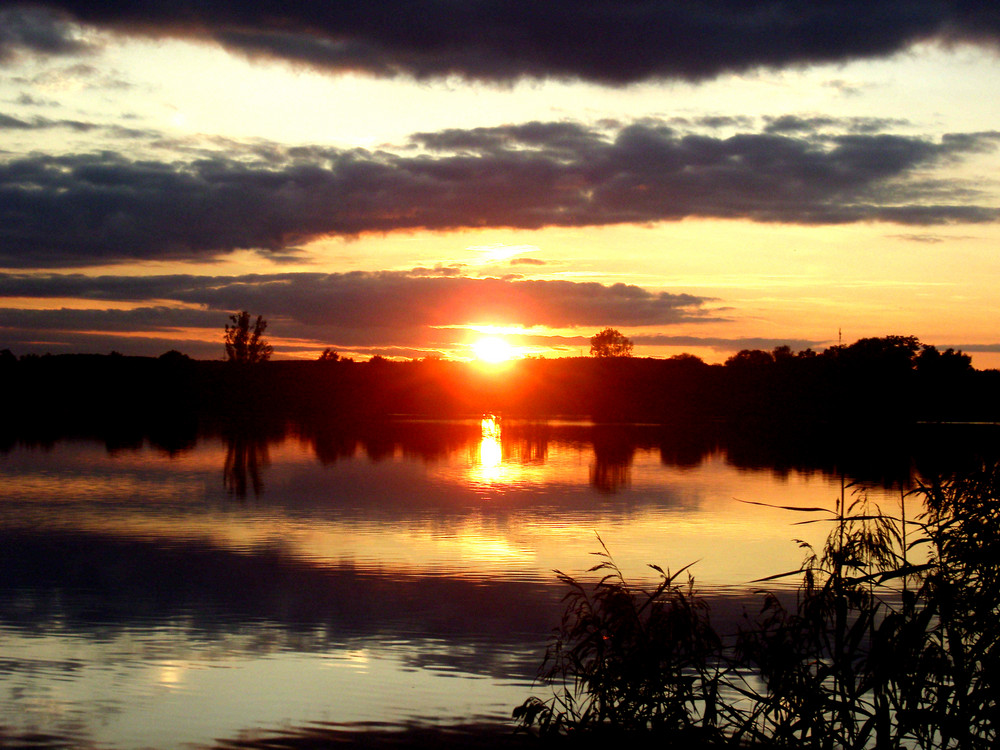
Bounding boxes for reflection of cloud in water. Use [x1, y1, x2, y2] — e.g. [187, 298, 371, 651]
[0, 427, 871, 586]
[4, 421, 997, 749]
[0, 524, 779, 748]
[0, 527, 557, 678]
[2, 420, 937, 588]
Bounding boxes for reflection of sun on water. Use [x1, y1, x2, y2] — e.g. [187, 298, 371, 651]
[472, 416, 505, 485]
[466, 415, 559, 490]
[157, 660, 192, 689]
[481, 415, 501, 439]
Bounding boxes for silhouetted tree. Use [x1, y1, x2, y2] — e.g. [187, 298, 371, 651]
[827, 335, 921, 371]
[725, 349, 773, 368]
[669, 353, 706, 365]
[772, 345, 794, 362]
[158, 349, 191, 364]
[224, 311, 272, 364]
[590, 328, 633, 357]
[318, 347, 339, 362]
[916, 344, 972, 376]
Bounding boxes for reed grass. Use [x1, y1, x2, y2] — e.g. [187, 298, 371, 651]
[515, 464, 1000, 748]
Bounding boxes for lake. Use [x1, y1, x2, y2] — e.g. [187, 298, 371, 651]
[0, 417, 992, 748]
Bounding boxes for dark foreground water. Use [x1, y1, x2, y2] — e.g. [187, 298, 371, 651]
[0, 418, 991, 748]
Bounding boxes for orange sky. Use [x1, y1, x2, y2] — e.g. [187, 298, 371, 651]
[1, 4, 998, 367]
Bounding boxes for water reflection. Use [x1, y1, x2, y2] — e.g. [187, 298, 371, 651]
[2, 419, 1000, 748]
[477, 415, 503, 476]
[590, 425, 635, 493]
[223, 429, 271, 498]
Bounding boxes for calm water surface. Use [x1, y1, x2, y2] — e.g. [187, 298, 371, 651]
[0, 418, 921, 748]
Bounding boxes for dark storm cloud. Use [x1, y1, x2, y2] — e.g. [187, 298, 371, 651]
[9, 2, 1000, 84]
[2, 121, 998, 268]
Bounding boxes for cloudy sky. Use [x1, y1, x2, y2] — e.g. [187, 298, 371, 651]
[2, 1, 999, 365]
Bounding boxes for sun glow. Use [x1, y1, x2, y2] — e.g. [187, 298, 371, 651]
[472, 336, 515, 364]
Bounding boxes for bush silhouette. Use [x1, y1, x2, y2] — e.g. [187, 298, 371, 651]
[516, 465, 1000, 749]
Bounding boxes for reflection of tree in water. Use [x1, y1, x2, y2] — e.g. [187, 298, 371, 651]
[308, 426, 360, 465]
[223, 431, 272, 499]
[589, 426, 635, 494]
[590, 460, 631, 493]
[303, 420, 479, 464]
[503, 422, 550, 464]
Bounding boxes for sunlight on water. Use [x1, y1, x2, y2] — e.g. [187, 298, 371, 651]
[468, 414, 541, 490]
[0, 418, 960, 748]
[0, 422, 897, 583]
[0, 625, 532, 749]
[473, 415, 504, 484]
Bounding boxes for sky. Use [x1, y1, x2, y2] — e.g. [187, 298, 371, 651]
[1, 1, 999, 366]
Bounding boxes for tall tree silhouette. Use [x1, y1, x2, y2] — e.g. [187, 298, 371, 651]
[224, 311, 272, 364]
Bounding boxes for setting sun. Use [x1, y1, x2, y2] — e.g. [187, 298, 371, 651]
[472, 336, 515, 364]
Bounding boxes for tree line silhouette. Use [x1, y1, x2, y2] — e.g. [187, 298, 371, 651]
[2, 335, 998, 430]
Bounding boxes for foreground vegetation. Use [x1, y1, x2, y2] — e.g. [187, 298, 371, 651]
[515, 464, 1000, 749]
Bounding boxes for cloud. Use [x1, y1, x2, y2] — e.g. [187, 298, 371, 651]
[762, 115, 911, 135]
[632, 334, 825, 352]
[0, 271, 714, 355]
[11, 2, 1000, 84]
[13, 92, 55, 106]
[0, 113, 33, 129]
[510, 258, 546, 266]
[2, 121, 998, 268]
[0, 305, 220, 331]
[887, 233, 951, 243]
[670, 115, 757, 130]
[6, 61, 135, 94]
[0, 6, 94, 62]
[0, 113, 100, 131]
[190, 272, 713, 329]
[0, 304, 229, 357]
[943, 343, 1000, 353]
